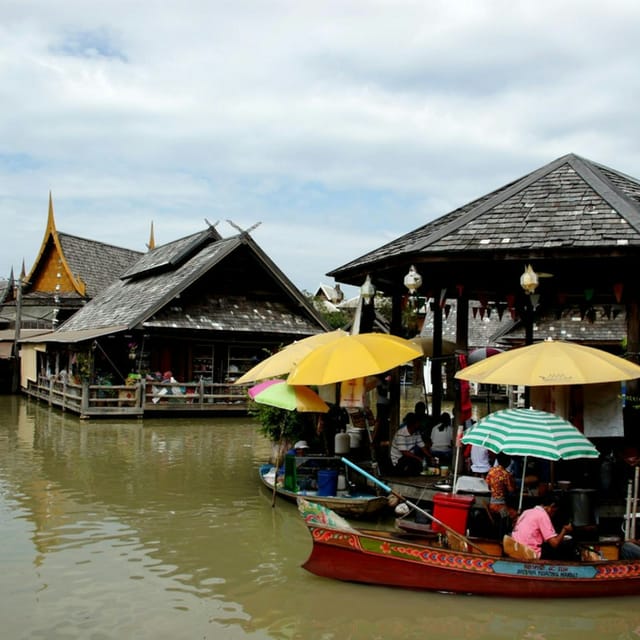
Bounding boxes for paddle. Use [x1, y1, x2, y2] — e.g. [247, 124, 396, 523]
[341, 456, 488, 554]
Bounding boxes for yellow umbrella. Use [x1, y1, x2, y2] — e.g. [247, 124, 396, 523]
[287, 333, 423, 386]
[234, 329, 348, 384]
[410, 335, 457, 357]
[455, 338, 640, 386]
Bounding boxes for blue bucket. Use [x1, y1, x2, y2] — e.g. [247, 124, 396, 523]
[317, 469, 339, 496]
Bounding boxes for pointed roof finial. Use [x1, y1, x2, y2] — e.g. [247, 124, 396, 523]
[47, 190, 55, 231]
[146, 221, 155, 250]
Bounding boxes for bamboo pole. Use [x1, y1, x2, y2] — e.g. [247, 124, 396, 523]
[342, 456, 487, 554]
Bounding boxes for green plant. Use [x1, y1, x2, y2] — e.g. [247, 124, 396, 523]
[75, 351, 93, 381]
[249, 402, 306, 443]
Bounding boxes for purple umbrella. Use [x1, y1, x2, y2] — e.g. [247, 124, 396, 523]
[467, 347, 504, 411]
[467, 347, 504, 364]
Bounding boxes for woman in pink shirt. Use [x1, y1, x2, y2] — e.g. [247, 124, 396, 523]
[511, 495, 574, 559]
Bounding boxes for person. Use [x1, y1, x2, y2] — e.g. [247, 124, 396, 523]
[429, 412, 453, 464]
[470, 444, 494, 476]
[162, 370, 177, 384]
[375, 374, 391, 443]
[390, 412, 435, 476]
[286, 440, 310, 456]
[621, 541, 640, 560]
[414, 401, 432, 440]
[485, 452, 518, 525]
[511, 494, 574, 560]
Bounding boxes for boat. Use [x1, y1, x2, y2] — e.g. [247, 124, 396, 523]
[298, 498, 640, 598]
[259, 457, 390, 519]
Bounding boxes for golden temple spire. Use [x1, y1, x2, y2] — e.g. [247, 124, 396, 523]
[146, 221, 155, 250]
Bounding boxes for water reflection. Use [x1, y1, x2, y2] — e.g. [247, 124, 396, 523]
[1, 396, 640, 639]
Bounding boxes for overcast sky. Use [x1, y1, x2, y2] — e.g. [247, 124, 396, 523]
[2, 1, 640, 297]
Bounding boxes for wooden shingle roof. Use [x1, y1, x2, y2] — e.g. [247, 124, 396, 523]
[328, 153, 640, 308]
[57, 232, 143, 297]
[57, 229, 327, 339]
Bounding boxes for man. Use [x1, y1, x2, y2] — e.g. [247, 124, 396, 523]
[390, 412, 434, 476]
[511, 494, 574, 560]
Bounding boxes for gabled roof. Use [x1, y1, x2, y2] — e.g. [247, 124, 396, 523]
[25, 193, 142, 298]
[57, 229, 328, 338]
[328, 154, 640, 303]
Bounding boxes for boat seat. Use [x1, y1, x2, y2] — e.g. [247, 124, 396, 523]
[503, 535, 538, 561]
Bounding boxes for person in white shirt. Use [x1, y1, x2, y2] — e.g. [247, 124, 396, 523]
[429, 412, 453, 464]
[470, 444, 494, 476]
[390, 413, 435, 476]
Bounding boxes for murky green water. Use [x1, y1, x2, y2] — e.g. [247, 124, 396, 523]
[1, 395, 640, 639]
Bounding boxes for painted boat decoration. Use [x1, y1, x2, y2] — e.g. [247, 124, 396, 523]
[259, 460, 389, 519]
[298, 498, 640, 598]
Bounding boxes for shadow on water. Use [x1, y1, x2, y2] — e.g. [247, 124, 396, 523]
[1, 396, 640, 639]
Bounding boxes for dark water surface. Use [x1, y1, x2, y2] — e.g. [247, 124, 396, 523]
[1, 396, 640, 639]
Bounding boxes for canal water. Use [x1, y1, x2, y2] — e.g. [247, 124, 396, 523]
[1, 395, 640, 640]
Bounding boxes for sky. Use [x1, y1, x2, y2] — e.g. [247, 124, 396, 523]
[2, 1, 640, 298]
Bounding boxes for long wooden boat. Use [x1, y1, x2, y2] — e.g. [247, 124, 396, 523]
[298, 498, 640, 598]
[259, 463, 389, 519]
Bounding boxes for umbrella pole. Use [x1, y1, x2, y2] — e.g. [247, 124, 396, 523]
[272, 433, 286, 508]
[633, 466, 639, 540]
[363, 414, 379, 476]
[518, 456, 528, 513]
[625, 479, 633, 540]
[452, 425, 463, 494]
[341, 456, 488, 554]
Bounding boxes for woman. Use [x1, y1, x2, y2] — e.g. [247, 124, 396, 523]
[429, 412, 453, 465]
[485, 452, 518, 524]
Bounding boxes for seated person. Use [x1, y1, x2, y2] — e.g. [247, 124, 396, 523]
[621, 541, 640, 560]
[470, 444, 494, 476]
[485, 452, 518, 525]
[287, 440, 310, 456]
[511, 494, 574, 560]
[429, 411, 453, 464]
[390, 412, 434, 476]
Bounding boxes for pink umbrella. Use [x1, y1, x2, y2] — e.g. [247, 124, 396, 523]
[248, 379, 329, 413]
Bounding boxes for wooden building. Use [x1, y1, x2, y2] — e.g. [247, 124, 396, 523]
[327, 153, 640, 438]
[0, 194, 143, 391]
[19, 222, 329, 417]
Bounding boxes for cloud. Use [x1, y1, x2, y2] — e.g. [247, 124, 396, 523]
[2, 1, 640, 294]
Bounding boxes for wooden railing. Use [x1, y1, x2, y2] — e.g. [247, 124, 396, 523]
[23, 376, 251, 418]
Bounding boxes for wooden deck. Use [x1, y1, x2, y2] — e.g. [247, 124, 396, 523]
[23, 376, 251, 418]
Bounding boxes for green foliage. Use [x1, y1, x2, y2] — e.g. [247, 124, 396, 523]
[75, 351, 93, 381]
[320, 309, 350, 329]
[249, 401, 306, 443]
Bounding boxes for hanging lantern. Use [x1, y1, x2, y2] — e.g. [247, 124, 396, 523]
[520, 264, 539, 294]
[360, 274, 375, 305]
[403, 265, 422, 295]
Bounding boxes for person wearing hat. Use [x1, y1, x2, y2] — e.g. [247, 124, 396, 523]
[287, 440, 310, 456]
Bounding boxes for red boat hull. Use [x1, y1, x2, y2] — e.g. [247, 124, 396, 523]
[302, 525, 640, 598]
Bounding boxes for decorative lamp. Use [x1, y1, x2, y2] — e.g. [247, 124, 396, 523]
[404, 265, 423, 295]
[520, 264, 539, 294]
[360, 275, 376, 305]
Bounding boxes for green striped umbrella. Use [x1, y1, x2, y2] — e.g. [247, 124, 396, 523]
[461, 408, 599, 461]
[462, 408, 599, 511]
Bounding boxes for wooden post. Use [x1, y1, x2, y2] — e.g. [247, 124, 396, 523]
[81, 380, 90, 416]
[431, 300, 443, 417]
[389, 292, 403, 438]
